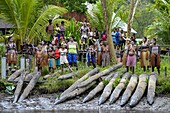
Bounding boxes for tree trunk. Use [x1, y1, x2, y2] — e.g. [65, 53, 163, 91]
[78, 63, 123, 88]
[18, 72, 40, 102]
[120, 74, 138, 106]
[109, 72, 132, 104]
[147, 72, 158, 105]
[83, 72, 115, 103]
[60, 68, 99, 97]
[101, 0, 117, 64]
[54, 81, 96, 105]
[129, 74, 148, 107]
[8, 69, 25, 81]
[127, 0, 139, 38]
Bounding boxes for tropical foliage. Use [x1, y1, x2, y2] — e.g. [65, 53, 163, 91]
[42, 0, 97, 14]
[145, 0, 170, 44]
[87, 0, 126, 33]
[0, 0, 67, 44]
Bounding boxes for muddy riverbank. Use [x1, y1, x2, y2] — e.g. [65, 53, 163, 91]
[0, 93, 170, 112]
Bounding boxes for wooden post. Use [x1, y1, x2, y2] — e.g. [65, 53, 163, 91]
[1, 57, 6, 79]
[20, 56, 25, 70]
[164, 67, 167, 76]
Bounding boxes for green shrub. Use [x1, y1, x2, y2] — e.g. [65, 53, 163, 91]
[156, 76, 170, 95]
[41, 66, 49, 76]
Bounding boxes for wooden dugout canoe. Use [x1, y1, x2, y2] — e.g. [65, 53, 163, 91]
[54, 81, 96, 105]
[8, 69, 24, 81]
[120, 74, 138, 106]
[13, 72, 28, 103]
[129, 74, 148, 107]
[147, 72, 158, 105]
[18, 72, 40, 102]
[60, 68, 99, 97]
[78, 63, 123, 88]
[98, 72, 119, 105]
[83, 72, 115, 103]
[109, 72, 131, 104]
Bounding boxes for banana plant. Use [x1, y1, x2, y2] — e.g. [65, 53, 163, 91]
[0, 0, 68, 44]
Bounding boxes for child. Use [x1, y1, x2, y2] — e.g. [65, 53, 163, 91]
[48, 46, 56, 73]
[59, 44, 73, 74]
[55, 46, 60, 68]
[87, 44, 96, 68]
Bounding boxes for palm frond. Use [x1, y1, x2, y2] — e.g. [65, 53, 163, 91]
[27, 5, 68, 43]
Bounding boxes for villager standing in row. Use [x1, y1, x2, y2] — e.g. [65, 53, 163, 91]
[126, 40, 137, 74]
[140, 37, 150, 72]
[122, 38, 131, 66]
[101, 41, 110, 67]
[67, 36, 79, 70]
[150, 38, 160, 74]
[59, 44, 73, 74]
[87, 44, 96, 68]
[6, 37, 17, 73]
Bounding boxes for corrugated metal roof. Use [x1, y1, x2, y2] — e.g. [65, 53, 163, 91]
[0, 19, 14, 29]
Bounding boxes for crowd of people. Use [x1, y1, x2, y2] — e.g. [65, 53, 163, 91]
[35, 20, 114, 74]
[34, 19, 161, 75]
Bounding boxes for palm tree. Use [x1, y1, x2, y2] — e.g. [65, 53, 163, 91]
[87, 0, 126, 64]
[0, 0, 67, 44]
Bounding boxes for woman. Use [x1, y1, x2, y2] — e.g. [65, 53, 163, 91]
[150, 38, 160, 74]
[140, 37, 150, 71]
[122, 38, 131, 66]
[126, 41, 137, 74]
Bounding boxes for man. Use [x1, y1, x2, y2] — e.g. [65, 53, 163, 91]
[67, 36, 79, 70]
[80, 22, 89, 43]
[60, 21, 65, 39]
[46, 19, 54, 42]
[115, 28, 120, 49]
[6, 37, 17, 73]
[150, 38, 161, 74]
[112, 29, 116, 44]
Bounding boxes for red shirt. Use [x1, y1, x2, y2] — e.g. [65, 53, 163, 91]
[55, 49, 60, 59]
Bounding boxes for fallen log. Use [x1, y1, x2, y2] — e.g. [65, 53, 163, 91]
[8, 69, 25, 81]
[78, 63, 122, 88]
[109, 72, 131, 104]
[13, 72, 29, 103]
[120, 74, 138, 106]
[98, 72, 119, 105]
[147, 72, 158, 105]
[83, 72, 115, 103]
[58, 72, 77, 80]
[43, 71, 60, 80]
[60, 68, 99, 97]
[54, 81, 96, 104]
[18, 72, 40, 102]
[129, 74, 148, 107]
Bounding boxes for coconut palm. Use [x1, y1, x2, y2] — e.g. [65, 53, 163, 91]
[87, 0, 126, 64]
[0, 0, 67, 43]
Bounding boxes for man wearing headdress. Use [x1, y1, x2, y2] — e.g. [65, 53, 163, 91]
[6, 36, 17, 72]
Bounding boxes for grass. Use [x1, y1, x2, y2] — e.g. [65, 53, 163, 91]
[34, 57, 170, 95]
[1, 57, 170, 96]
